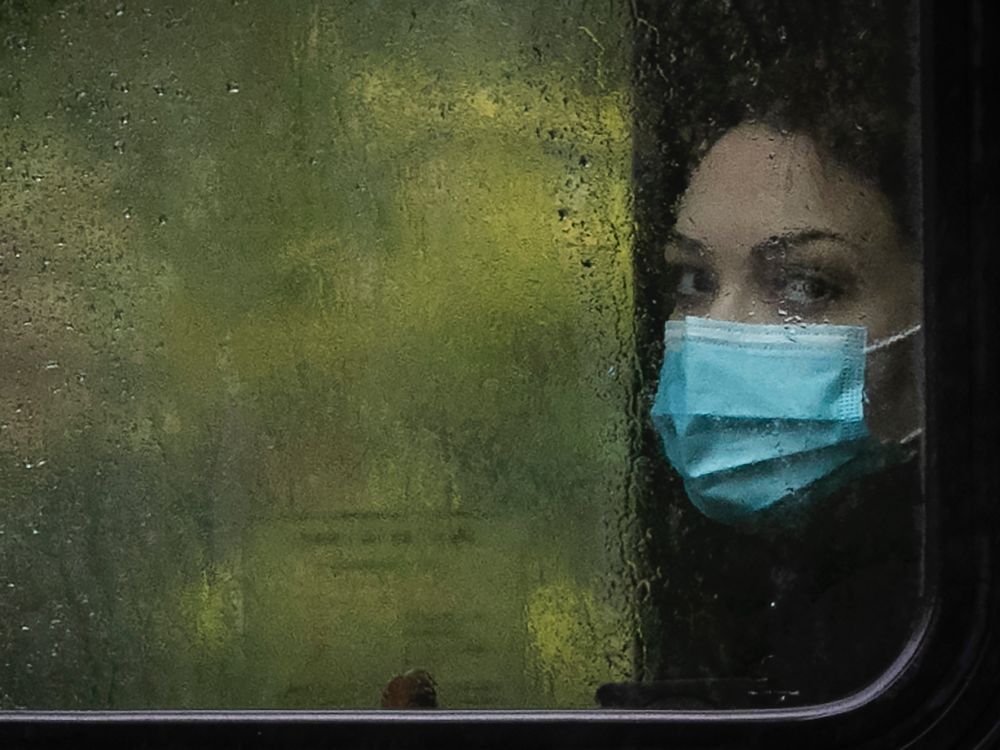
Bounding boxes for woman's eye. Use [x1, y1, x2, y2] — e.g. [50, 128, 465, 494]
[667, 264, 715, 298]
[777, 272, 841, 305]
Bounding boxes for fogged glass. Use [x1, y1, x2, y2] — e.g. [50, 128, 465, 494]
[0, 0, 923, 711]
[0, 0, 635, 709]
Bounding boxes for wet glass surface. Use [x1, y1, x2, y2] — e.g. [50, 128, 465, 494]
[0, 0, 923, 711]
[0, 0, 636, 709]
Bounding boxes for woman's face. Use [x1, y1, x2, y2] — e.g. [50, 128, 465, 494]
[664, 123, 921, 441]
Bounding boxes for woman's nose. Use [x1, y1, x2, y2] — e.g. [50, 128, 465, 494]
[706, 284, 759, 323]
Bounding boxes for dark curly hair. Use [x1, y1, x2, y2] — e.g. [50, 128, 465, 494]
[632, 0, 920, 245]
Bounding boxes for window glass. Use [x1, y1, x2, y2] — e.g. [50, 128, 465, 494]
[0, 0, 923, 711]
[1, 0, 636, 709]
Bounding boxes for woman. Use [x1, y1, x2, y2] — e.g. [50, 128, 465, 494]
[654, 121, 922, 529]
[600, 0, 922, 708]
[660, 120, 922, 701]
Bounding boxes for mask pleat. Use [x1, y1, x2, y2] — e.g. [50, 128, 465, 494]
[651, 316, 875, 527]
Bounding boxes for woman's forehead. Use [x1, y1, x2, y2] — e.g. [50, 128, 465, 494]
[676, 123, 897, 252]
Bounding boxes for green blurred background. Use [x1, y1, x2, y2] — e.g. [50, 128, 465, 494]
[0, 0, 638, 708]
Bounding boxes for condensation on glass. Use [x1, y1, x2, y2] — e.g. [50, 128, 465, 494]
[0, 0, 923, 711]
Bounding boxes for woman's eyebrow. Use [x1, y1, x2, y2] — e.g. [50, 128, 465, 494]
[750, 229, 860, 256]
[663, 230, 710, 257]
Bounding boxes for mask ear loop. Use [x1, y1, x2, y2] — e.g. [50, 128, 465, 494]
[864, 323, 924, 445]
[864, 323, 922, 354]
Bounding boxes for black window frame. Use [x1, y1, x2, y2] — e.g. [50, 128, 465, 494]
[1, 0, 998, 747]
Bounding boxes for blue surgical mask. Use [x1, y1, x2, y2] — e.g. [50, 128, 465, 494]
[650, 316, 920, 527]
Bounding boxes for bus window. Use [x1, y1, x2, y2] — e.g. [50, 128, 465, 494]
[0, 0, 930, 717]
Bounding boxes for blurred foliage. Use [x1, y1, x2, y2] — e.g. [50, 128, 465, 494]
[1, 0, 636, 708]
